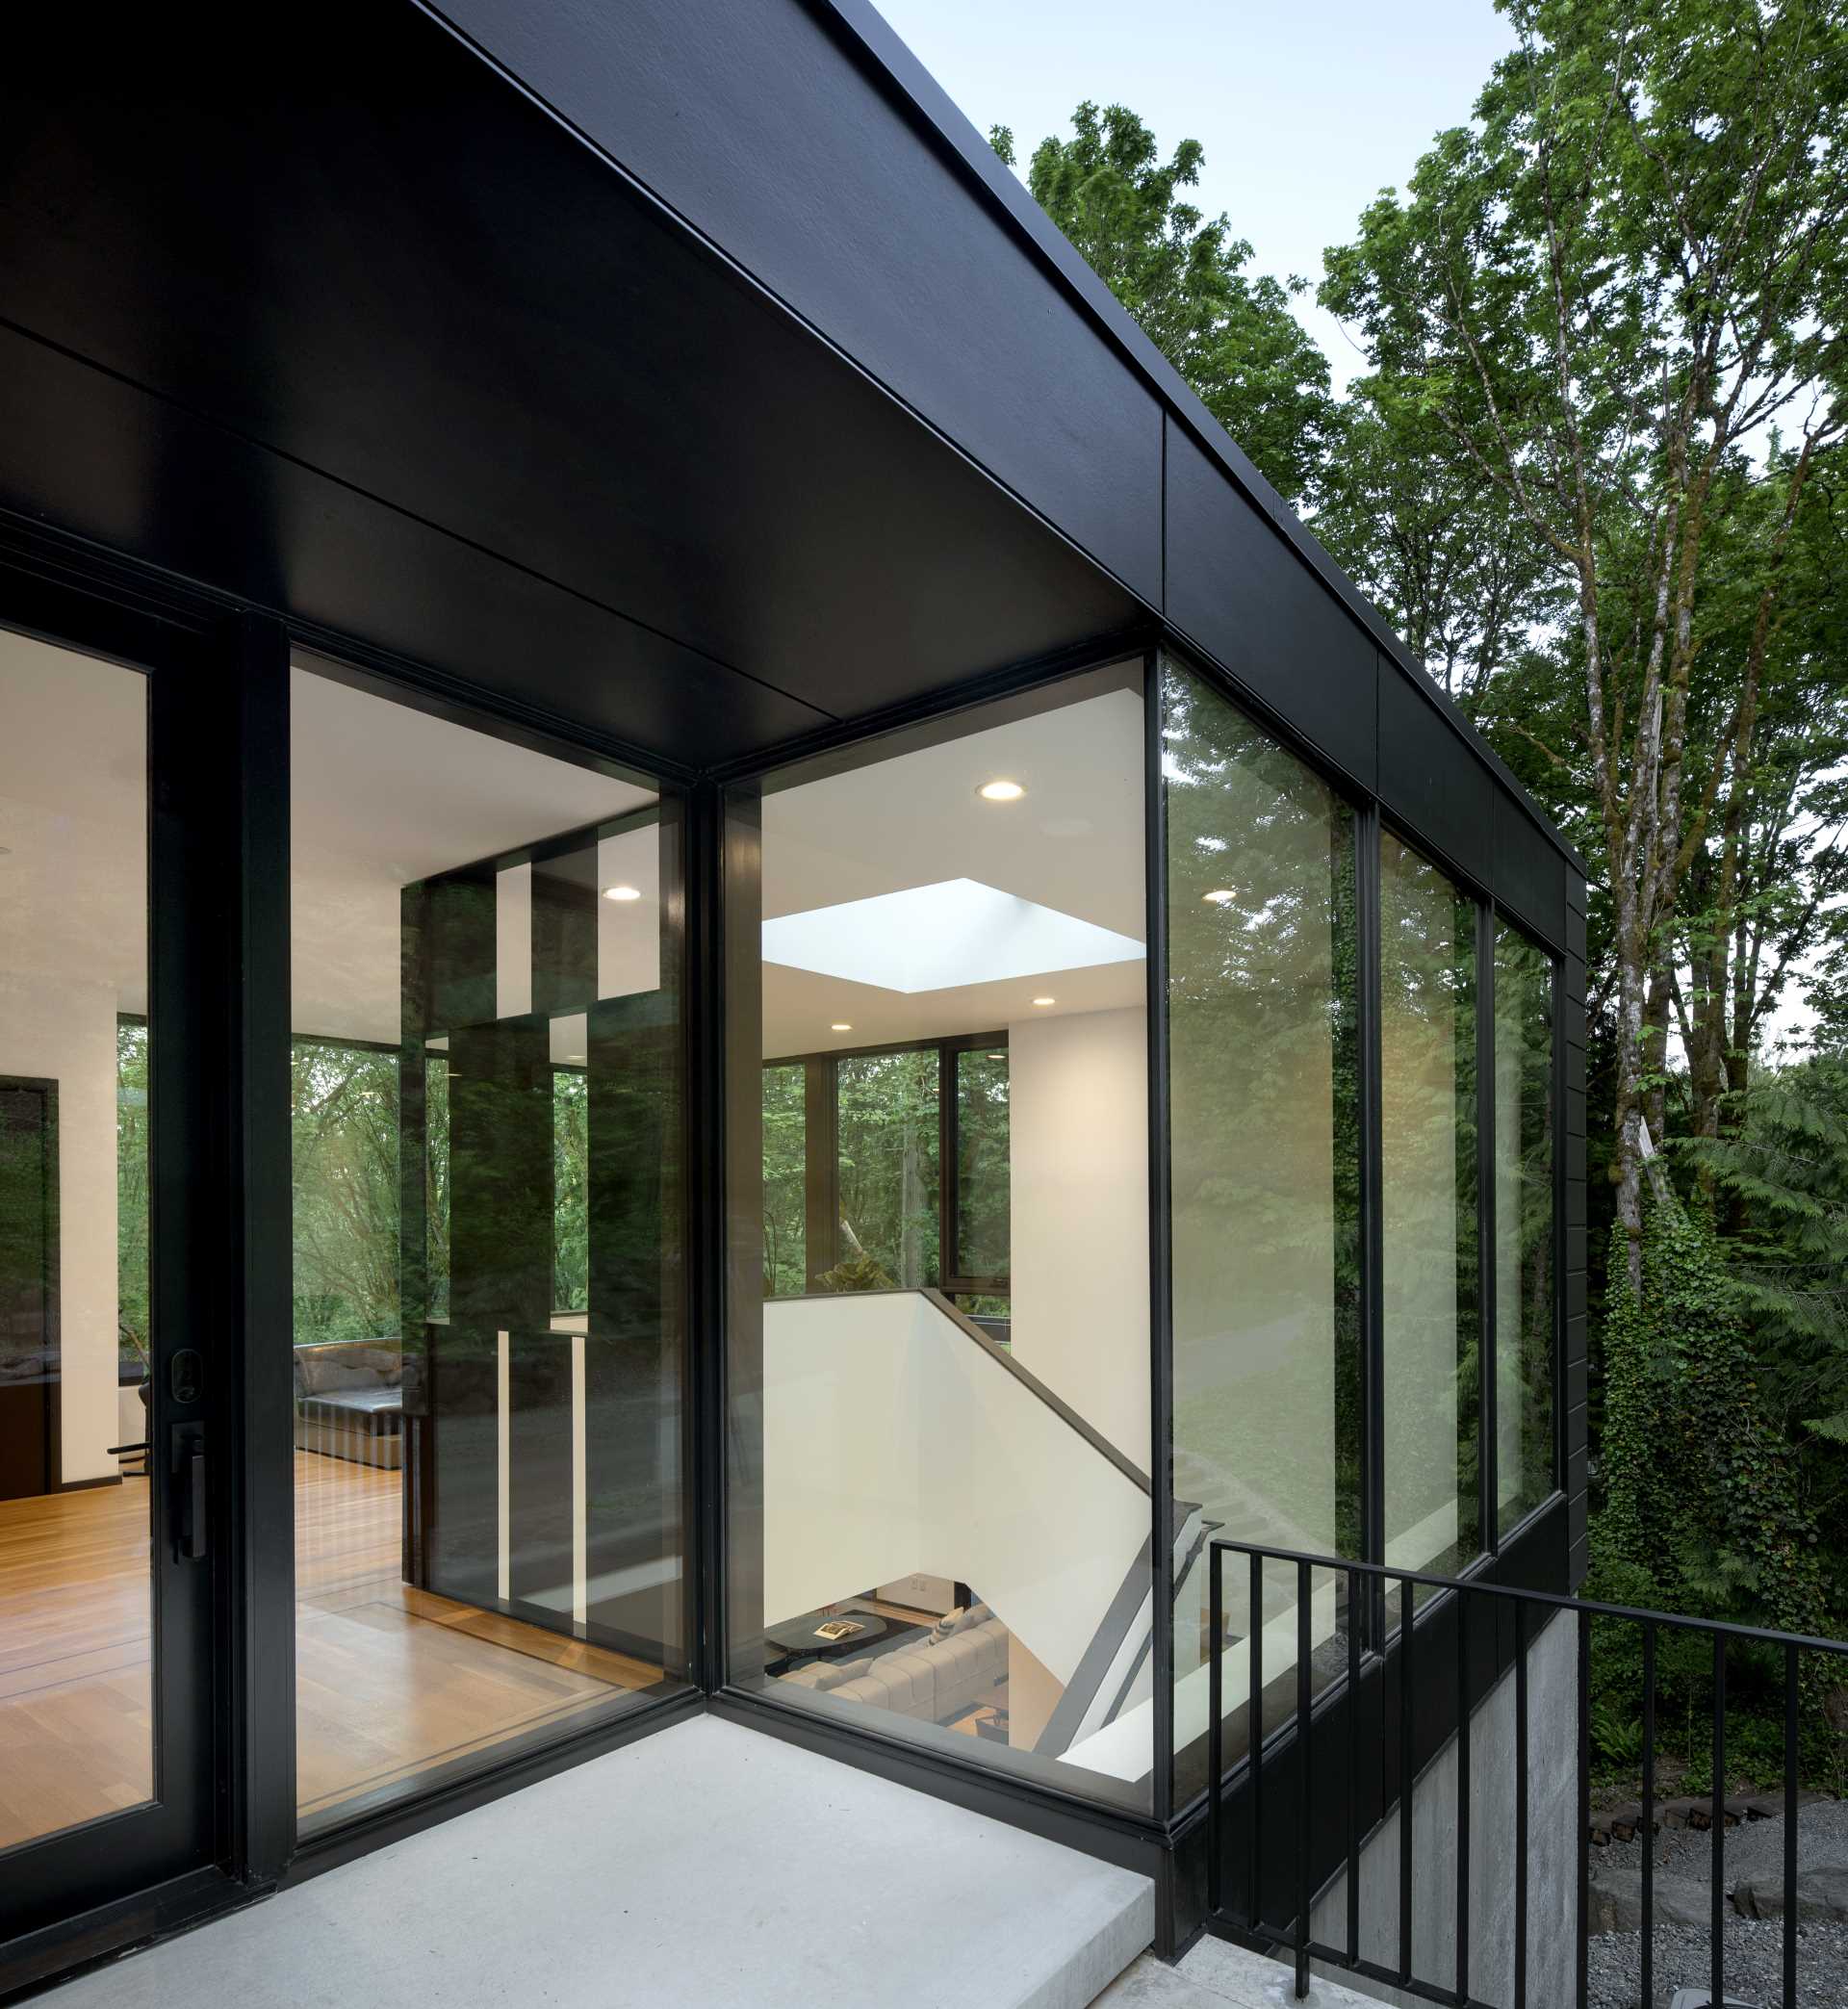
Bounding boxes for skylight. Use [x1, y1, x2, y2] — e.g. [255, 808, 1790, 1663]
[761, 878, 1143, 993]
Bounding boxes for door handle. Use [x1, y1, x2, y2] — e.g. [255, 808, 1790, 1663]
[171, 1423, 207, 1560]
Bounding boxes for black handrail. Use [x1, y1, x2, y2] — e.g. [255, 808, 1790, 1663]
[1202, 1535, 1848, 2009]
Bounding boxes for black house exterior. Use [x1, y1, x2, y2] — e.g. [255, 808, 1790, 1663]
[0, 3, 1587, 1993]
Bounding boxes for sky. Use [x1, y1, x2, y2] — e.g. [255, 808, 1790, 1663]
[870, 0, 1521, 396]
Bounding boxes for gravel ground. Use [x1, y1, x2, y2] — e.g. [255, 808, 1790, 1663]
[1586, 1799, 1848, 2007]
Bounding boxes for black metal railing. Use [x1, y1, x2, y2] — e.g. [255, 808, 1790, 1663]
[1203, 1537, 1848, 2009]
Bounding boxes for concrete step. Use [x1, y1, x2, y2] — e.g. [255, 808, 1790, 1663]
[44, 1713, 1152, 2009]
[1094, 1940, 1383, 2007]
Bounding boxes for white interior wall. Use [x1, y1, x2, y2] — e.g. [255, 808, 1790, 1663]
[760, 1292, 1148, 1684]
[0, 971, 120, 1484]
[1005, 1006, 1149, 1466]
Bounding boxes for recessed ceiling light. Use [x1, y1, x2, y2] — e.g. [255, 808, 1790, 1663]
[603, 884, 642, 902]
[988, 1051, 1005, 1061]
[565, 1053, 585, 1064]
[1032, 996, 1056, 1008]
[1201, 889, 1236, 905]
[831, 1022, 853, 1032]
[977, 779, 1026, 803]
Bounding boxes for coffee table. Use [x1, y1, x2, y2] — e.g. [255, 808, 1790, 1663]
[762, 1606, 893, 1669]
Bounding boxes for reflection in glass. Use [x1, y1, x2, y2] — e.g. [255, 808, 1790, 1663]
[1164, 659, 1361, 1802]
[1495, 923, 1556, 1533]
[732, 666, 1152, 1812]
[1379, 835, 1480, 1588]
[289, 661, 687, 1837]
[0, 633, 153, 1850]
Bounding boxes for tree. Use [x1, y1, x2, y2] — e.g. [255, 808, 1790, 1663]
[1313, 382, 1566, 723]
[992, 104, 1337, 505]
[1322, 0, 1848, 1284]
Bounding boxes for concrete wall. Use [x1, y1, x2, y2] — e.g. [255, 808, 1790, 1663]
[1006, 1004, 1148, 1467]
[1308, 1609, 1578, 2009]
[0, 970, 121, 1484]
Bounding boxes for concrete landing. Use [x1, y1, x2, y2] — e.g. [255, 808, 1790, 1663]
[1097, 1939, 1379, 2008]
[44, 1715, 1152, 2009]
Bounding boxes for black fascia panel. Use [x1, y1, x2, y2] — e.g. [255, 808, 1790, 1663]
[1376, 650, 1497, 887]
[577, 0, 1585, 877]
[433, 0, 1167, 610]
[1163, 419, 1378, 791]
[0, 326, 822, 770]
[1493, 789, 1569, 952]
[0, 2, 1138, 760]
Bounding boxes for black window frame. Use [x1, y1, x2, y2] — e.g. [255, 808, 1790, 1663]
[759, 1029, 1011, 1301]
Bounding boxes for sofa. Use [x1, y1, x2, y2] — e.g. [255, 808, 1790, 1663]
[293, 1340, 403, 1469]
[780, 1604, 1008, 1725]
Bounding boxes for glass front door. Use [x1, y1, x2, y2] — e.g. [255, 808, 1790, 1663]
[0, 624, 218, 1942]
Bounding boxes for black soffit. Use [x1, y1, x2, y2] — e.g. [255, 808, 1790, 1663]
[0, 5, 1139, 771]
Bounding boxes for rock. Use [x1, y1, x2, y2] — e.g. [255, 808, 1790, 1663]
[1588, 1868, 1712, 1934]
[1731, 1864, 1848, 1920]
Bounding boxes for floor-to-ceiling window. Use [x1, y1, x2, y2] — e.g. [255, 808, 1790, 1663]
[288, 657, 689, 1837]
[1379, 833, 1481, 1590]
[727, 662, 1154, 1810]
[1161, 657, 1362, 1803]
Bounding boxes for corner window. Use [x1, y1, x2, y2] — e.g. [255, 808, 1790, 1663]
[728, 661, 1152, 1812]
[1163, 658, 1362, 1802]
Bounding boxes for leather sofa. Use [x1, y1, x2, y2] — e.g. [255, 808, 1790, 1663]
[780, 1604, 1008, 1725]
[294, 1340, 402, 1469]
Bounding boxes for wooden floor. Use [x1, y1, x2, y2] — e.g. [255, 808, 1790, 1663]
[0, 1455, 662, 1853]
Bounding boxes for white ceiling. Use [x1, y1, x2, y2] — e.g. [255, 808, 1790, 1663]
[760, 684, 1146, 1055]
[1, 630, 1146, 1065]
[0, 629, 654, 1043]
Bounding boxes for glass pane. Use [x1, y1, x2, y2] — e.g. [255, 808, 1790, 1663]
[291, 658, 688, 1838]
[1494, 923, 1556, 1532]
[1164, 658, 1361, 1803]
[1379, 834, 1480, 1594]
[0, 631, 153, 1849]
[834, 1050, 939, 1289]
[954, 1046, 1011, 1283]
[732, 663, 1152, 1812]
[760, 1061, 806, 1298]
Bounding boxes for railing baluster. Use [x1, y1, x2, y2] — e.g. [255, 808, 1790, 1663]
[1208, 1541, 1222, 1921]
[1192, 1539, 1848, 2009]
[1455, 1584, 1470, 2007]
[1296, 1559, 1312, 2001]
[1348, 1564, 1361, 1970]
[1250, 1550, 1264, 1933]
[1711, 1634, 1727, 2009]
[1514, 1599, 1527, 2009]
[1577, 1607, 1590, 2009]
[1641, 1620, 1656, 2009]
[1399, 1572, 1414, 1987]
[1784, 1639, 1799, 2009]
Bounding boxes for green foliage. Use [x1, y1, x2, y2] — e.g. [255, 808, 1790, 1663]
[761, 1062, 808, 1299]
[1601, 1199, 1826, 1641]
[291, 1040, 400, 1346]
[1683, 1059, 1848, 1567]
[992, 103, 1336, 505]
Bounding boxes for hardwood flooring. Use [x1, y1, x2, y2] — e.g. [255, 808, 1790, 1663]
[0, 1455, 663, 1853]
